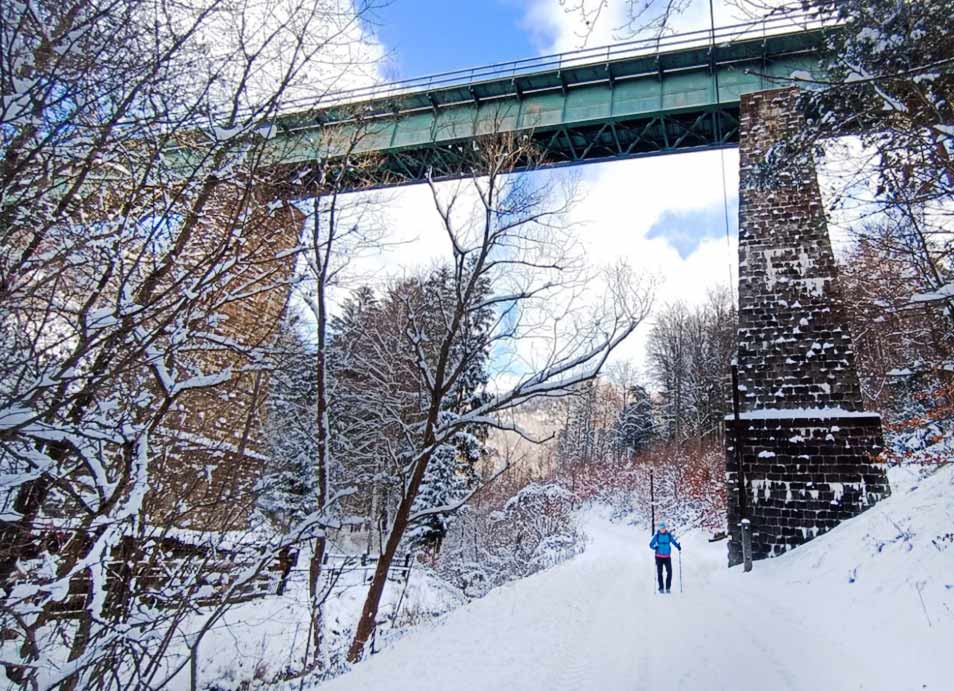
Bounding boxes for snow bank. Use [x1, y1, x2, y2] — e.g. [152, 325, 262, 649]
[726, 462, 954, 689]
[724, 407, 881, 420]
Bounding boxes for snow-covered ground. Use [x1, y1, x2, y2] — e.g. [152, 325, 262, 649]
[317, 464, 954, 691]
[177, 557, 465, 689]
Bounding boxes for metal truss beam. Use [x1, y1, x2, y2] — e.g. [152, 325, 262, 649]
[261, 26, 830, 193]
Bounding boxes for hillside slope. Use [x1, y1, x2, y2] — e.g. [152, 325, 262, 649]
[320, 464, 954, 691]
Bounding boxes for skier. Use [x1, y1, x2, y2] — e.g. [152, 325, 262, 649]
[649, 521, 681, 593]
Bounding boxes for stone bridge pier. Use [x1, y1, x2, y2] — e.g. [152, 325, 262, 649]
[726, 88, 890, 566]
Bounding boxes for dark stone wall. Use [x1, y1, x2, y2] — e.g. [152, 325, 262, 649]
[726, 414, 890, 564]
[736, 88, 863, 412]
[726, 88, 890, 566]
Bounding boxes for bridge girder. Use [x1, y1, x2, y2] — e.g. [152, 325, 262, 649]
[259, 27, 829, 192]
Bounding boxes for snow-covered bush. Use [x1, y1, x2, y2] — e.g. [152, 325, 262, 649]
[553, 436, 727, 534]
[492, 483, 583, 570]
[436, 481, 584, 597]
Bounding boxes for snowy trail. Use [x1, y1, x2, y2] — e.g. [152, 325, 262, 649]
[320, 515, 866, 691]
[319, 466, 953, 691]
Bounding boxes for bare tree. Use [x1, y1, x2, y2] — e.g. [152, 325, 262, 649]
[345, 133, 654, 662]
[0, 0, 383, 687]
[647, 289, 736, 444]
[293, 127, 389, 666]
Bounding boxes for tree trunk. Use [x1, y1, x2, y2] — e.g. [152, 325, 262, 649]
[347, 444, 435, 663]
[308, 535, 327, 664]
[309, 191, 335, 666]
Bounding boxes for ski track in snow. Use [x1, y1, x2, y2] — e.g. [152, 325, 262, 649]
[318, 466, 953, 691]
[319, 522, 878, 691]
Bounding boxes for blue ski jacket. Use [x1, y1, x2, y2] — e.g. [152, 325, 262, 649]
[650, 531, 681, 558]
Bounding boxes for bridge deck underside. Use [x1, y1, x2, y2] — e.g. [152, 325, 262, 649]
[352, 106, 743, 189]
[261, 29, 825, 191]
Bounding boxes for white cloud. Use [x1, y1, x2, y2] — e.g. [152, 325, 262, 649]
[519, 0, 628, 52]
[562, 150, 739, 369]
[517, 0, 752, 53]
[815, 137, 883, 258]
[326, 148, 739, 380]
[199, 0, 387, 111]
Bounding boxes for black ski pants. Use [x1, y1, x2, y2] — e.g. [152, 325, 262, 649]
[655, 556, 672, 591]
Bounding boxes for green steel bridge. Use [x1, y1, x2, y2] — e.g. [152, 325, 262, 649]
[260, 15, 834, 190]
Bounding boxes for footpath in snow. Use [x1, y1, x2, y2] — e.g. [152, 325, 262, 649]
[321, 464, 954, 691]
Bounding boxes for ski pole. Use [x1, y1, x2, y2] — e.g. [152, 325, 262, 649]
[652, 551, 657, 594]
[678, 549, 683, 593]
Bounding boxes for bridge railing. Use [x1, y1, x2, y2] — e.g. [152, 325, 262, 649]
[276, 10, 833, 114]
[164, 11, 836, 148]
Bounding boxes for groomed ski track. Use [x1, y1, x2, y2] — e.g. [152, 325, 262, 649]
[321, 516, 865, 691]
[321, 466, 953, 691]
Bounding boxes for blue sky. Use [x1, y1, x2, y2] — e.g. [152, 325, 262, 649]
[371, 1, 537, 79]
[369, 0, 738, 79]
[647, 198, 739, 259]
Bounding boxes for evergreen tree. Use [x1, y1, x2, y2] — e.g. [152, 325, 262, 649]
[406, 266, 493, 550]
[258, 317, 319, 530]
[616, 384, 655, 456]
[325, 267, 495, 552]
[647, 291, 736, 444]
[326, 284, 415, 554]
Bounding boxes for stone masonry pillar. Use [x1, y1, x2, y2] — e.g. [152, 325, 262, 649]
[726, 88, 890, 566]
[153, 187, 305, 532]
